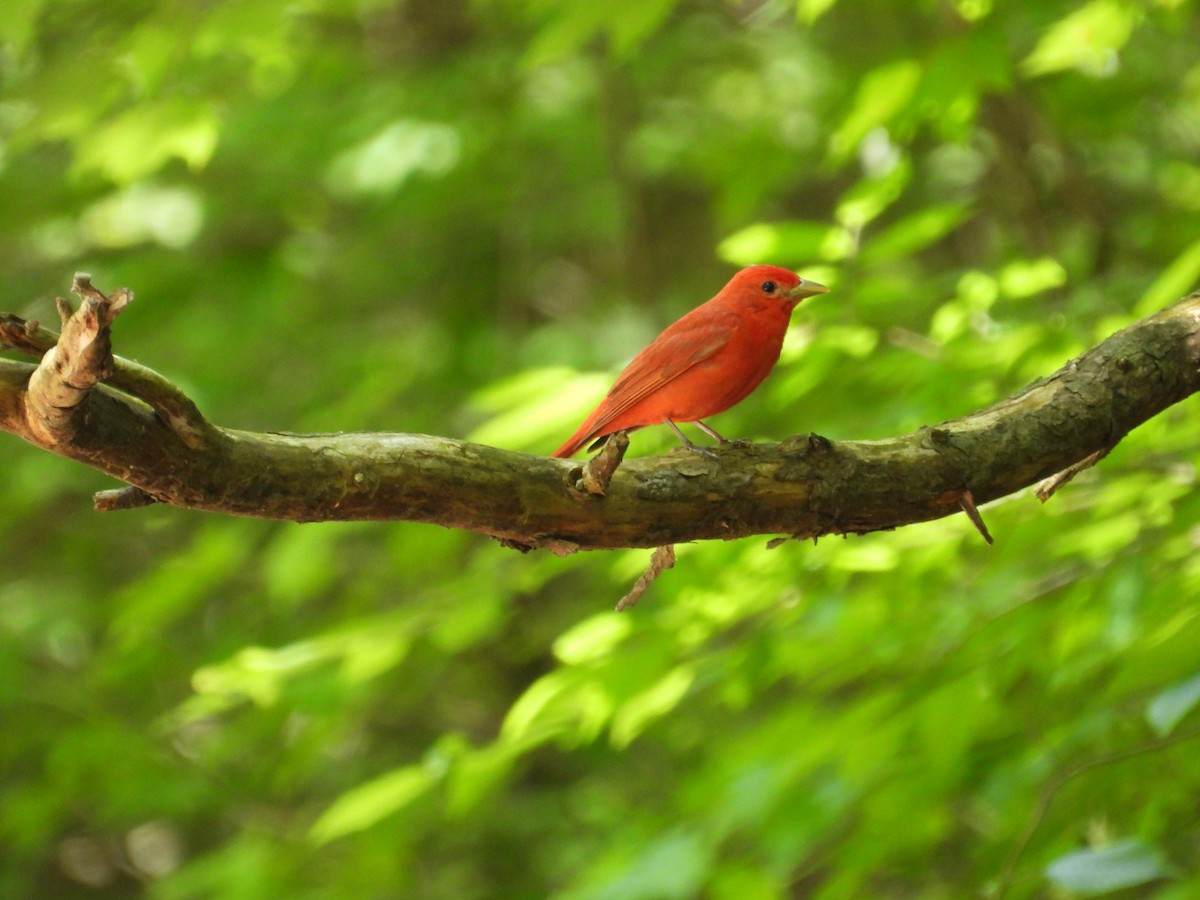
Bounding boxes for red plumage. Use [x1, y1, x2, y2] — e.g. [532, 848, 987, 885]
[552, 265, 828, 458]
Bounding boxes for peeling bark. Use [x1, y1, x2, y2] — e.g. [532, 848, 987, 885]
[2, 278, 1199, 552]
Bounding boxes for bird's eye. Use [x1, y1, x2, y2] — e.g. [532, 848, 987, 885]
[760, 280, 778, 294]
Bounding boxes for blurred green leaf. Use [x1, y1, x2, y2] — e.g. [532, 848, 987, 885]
[718, 221, 842, 267]
[862, 202, 970, 263]
[1023, 0, 1140, 78]
[828, 59, 922, 163]
[610, 664, 694, 748]
[501, 670, 612, 747]
[1147, 672, 1200, 737]
[1136, 238, 1200, 315]
[1045, 839, 1177, 894]
[71, 99, 218, 182]
[835, 160, 912, 230]
[999, 257, 1067, 298]
[797, 0, 840, 26]
[575, 829, 709, 900]
[554, 613, 632, 665]
[469, 368, 607, 451]
[522, 0, 679, 66]
[0, 0, 46, 53]
[309, 764, 435, 844]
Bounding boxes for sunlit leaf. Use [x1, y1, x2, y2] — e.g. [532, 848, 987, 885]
[610, 665, 695, 748]
[1135, 238, 1200, 315]
[828, 59, 922, 163]
[718, 221, 841, 267]
[522, 0, 678, 67]
[826, 540, 899, 572]
[501, 671, 612, 746]
[835, 159, 912, 230]
[797, 0, 840, 25]
[861, 203, 970, 263]
[554, 613, 633, 665]
[71, 99, 218, 182]
[309, 765, 434, 844]
[1023, 0, 1140, 78]
[469, 369, 610, 451]
[999, 257, 1067, 298]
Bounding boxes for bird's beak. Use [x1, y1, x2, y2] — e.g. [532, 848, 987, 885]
[787, 278, 830, 301]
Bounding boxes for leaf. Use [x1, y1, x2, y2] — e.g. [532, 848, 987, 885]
[717, 221, 842, 267]
[827, 541, 898, 573]
[554, 613, 632, 665]
[835, 159, 912, 230]
[309, 765, 434, 844]
[582, 829, 709, 900]
[862, 203, 970, 263]
[71, 99, 219, 183]
[522, 0, 678, 67]
[501, 670, 612, 746]
[610, 665, 695, 748]
[828, 59, 922, 163]
[999, 257, 1067, 298]
[469, 368, 610, 452]
[797, 0, 839, 26]
[324, 120, 461, 197]
[1022, 0, 1140, 78]
[1147, 672, 1200, 737]
[262, 523, 343, 605]
[1045, 839, 1177, 894]
[1135, 238, 1200, 316]
[0, 0, 46, 54]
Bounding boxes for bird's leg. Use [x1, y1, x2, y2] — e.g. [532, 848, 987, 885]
[667, 420, 718, 459]
[695, 420, 751, 449]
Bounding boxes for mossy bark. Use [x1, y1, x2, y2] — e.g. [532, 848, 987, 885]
[2, 286, 1198, 552]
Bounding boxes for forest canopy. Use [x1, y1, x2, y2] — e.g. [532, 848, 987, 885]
[2, 0, 1200, 897]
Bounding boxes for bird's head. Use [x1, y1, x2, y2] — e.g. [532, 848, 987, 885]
[730, 264, 829, 310]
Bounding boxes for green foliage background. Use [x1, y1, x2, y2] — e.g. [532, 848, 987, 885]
[3, 0, 1200, 896]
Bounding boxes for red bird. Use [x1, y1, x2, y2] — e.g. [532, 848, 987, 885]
[553, 265, 829, 458]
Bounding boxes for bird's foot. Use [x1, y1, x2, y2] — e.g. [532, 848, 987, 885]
[719, 438, 752, 449]
[668, 419, 720, 459]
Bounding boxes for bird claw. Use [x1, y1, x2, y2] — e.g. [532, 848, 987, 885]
[684, 444, 720, 460]
[720, 438, 752, 449]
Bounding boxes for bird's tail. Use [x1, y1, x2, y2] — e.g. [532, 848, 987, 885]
[552, 427, 595, 458]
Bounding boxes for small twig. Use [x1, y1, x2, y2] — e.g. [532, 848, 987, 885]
[579, 431, 629, 496]
[958, 490, 994, 545]
[996, 724, 1200, 898]
[1, 292, 212, 449]
[1035, 446, 1113, 502]
[107, 357, 212, 449]
[616, 544, 675, 611]
[24, 276, 132, 445]
[94, 486, 159, 511]
[0, 315, 61, 357]
[55, 295, 75, 327]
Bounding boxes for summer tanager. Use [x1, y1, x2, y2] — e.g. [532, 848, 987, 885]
[552, 265, 829, 458]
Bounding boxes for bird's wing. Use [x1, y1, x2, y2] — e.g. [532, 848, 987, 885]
[581, 309, 737, 437]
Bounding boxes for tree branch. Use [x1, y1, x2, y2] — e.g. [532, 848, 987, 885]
[2, 280, 1199, 552]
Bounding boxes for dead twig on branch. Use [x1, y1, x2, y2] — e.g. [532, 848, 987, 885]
[616, 545, 676, 611]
